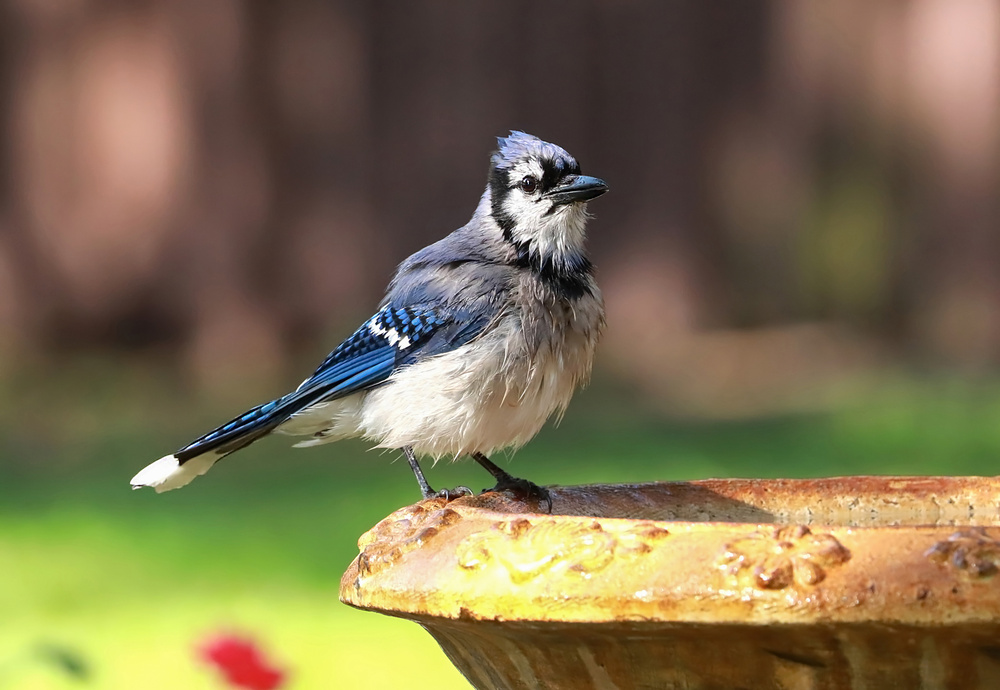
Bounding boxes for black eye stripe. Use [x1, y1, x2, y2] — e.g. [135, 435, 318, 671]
[540, 157, 581, 192]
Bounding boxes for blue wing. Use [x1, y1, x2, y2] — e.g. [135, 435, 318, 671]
[174, 304, 491, 460]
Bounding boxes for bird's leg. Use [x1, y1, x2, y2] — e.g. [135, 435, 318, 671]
[403, 446, 472, 501]
[403, 446, 436, 499]
[472, 452, 552, 513]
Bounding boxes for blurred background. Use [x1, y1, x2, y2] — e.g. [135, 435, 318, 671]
[2, 1, 1000, 688]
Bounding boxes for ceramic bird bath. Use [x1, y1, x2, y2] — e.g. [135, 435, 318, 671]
[341, 476, 1000, 689]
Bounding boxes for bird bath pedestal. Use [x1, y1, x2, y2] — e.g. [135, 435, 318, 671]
[340, 477, 1000, 689]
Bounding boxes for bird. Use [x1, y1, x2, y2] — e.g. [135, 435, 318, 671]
[130, 131, 608, 506]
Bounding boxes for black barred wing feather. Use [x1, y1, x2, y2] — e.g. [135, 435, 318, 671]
[305, 306, 443, 383]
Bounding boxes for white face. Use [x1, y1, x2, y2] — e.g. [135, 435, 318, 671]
[501, 158, 590, 266]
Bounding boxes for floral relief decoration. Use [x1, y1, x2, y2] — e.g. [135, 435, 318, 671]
[718, 524, 851, 590]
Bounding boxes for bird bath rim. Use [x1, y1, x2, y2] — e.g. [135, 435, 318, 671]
[340, 475, 1000, 627]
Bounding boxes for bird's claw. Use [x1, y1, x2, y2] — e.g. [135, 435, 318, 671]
[482, 478, 553, 514]
[423, 485, 474, 502]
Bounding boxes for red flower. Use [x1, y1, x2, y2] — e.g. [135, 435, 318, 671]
[200, 634, 286, 690]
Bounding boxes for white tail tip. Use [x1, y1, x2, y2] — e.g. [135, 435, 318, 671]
[130, 453, 217, 493]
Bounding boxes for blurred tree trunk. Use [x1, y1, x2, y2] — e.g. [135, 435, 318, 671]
[1, 0, 999, 387]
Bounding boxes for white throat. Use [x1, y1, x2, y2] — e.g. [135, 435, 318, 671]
[505, 198, 590, 267]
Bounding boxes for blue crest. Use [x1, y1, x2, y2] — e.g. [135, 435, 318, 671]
[492, 131, 577, 171]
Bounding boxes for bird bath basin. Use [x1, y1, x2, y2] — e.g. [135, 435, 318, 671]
[340, 476, 1000, 689]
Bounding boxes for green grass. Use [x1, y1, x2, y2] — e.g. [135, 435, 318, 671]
[3, 364, 1000, 688]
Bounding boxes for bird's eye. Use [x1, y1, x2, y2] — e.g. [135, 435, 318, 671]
[519, 176, 538, 193]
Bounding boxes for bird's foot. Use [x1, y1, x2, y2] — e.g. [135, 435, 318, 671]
[405, 446, 472, 503]
[422, 485, 474, 502]
[471, 452, 553, 513]
[482, 476, 553, 514]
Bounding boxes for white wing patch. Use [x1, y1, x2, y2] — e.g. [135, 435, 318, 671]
[367, 315, 411, 349]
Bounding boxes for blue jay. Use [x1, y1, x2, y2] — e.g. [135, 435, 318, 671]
[130, 131, 608, 505]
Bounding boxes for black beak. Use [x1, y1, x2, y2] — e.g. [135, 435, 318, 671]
[544, 175, 609, 205]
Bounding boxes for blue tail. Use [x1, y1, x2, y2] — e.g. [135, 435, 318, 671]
[174, 346, 396, 461]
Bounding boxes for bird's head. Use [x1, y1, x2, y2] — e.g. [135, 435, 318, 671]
[488, 131, 607, 273]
